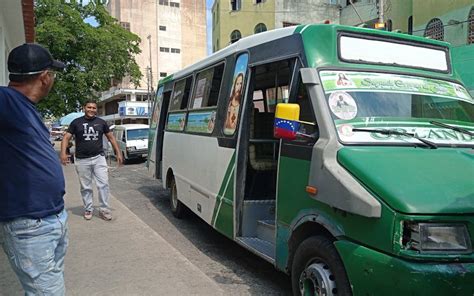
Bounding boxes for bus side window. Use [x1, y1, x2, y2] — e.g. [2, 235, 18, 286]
[190, 63, 225, 109]
[291, 78, 318, 143]
[169, 76, 193, 111]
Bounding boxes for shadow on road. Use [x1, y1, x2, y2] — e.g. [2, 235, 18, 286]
[107, 158, 291, 294]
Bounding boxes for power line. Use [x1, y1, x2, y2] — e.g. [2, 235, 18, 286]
[411, 19, 472, 34]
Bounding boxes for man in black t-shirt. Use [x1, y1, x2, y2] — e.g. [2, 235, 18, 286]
[61, 101, 122, 221]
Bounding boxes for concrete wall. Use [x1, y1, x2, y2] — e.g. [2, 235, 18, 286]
[181, 0, 207, 68]
[0, 1, 26, 86]
[340, 0, 378, 26]
[107, 0, 206, 88]
[275, 0, 340, 28]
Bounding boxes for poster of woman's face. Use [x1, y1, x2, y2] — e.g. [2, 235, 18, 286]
[224, 53, 249, 135]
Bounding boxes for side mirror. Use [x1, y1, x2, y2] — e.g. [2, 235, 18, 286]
[274, 103, 300, 140]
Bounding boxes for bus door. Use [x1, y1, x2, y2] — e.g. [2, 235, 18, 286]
[235, 58, 299, 262]
[148, 85, 171, 179]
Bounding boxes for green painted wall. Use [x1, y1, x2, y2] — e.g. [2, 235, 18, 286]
[384, 0, 412, 33]
[412, 2, 473, 46]
[212, 0, 275, 52]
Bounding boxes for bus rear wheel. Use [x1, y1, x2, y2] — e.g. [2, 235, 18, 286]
[170, 178, 185, 218]
[291, 236, 351, 296]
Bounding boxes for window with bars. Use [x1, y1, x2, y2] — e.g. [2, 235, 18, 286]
[254, 23, 267, 34]
[283, 21, 299, 27]
[170, 2, 180, 7]
[120, 22, 130, 31]
[230, 30, 241, 43]
[171, 48, 181, 54]
[160, 47, 170, 53]
[469, 7, 474, 44]
[159, 0, 169, 5]
[424, 18, 444, 41]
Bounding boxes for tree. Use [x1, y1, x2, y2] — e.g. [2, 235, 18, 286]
[35, 0, 142, 117]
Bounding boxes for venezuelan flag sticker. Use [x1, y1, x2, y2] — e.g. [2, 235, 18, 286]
[274, 118, 300, 140]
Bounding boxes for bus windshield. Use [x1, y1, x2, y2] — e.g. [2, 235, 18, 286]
[127, 129, 149, 141]
[320, 71, 474, 147]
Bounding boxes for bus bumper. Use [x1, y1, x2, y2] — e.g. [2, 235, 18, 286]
[335, 240, 474, 295]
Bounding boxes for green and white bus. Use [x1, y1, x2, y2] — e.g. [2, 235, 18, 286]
[147, 24, 474, 295]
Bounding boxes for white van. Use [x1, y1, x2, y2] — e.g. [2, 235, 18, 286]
[112, 124, 149, 161]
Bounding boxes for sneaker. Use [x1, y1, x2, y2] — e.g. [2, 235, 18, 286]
[99, 210, 112, 221]
[84, 211, 93, 220]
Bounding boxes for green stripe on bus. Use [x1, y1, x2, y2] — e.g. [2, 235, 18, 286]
[211, 152, 235, 227]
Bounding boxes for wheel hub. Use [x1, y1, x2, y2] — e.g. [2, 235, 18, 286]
[299, 262, 336, 296]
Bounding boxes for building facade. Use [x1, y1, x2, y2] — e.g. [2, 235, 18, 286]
[212, 0, 340, 52]
[101, 0, 207, 124]
[0, 0, 35, 86]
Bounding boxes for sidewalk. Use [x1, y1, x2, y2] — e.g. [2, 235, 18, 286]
[0, 164, 223, 295]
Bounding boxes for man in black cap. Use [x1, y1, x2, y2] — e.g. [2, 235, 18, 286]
[0, 43, 68, 295]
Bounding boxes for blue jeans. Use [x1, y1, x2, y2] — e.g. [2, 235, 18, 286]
[75, 155, 110, 213]
[0, 209, 69, 296]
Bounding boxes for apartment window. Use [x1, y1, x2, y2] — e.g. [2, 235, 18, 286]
[120, 22, 130, 31]
[170, 2, 180, 8]
[159, 25, 166, 31]
[469, 7, 474, 44]
[160, 47, 170, 52]
[408, 16, 413, 35]
[159, 0, 169, 5]
[230, 30, 241, 43]
[424, 18, 444, 41]
[283, 21, 299, 27]
[254, 23, 267, 34]
[171, 48, 181, 54]
[386, 19, 392, 32]
[160, 72, 167, 77]
[190, 63, 225, 109]
[231, 0, 241, 11]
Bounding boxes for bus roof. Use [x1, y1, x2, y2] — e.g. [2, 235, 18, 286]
[158, 24, 459, 86]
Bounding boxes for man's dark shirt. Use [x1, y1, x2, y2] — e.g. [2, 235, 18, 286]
[68, 116, 109, 159]
[0, 87, 65, 221]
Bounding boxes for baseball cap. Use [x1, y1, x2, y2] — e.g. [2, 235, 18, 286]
[8, 43, 65, 75]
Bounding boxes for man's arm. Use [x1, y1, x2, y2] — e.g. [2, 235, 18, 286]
[105, 132, 123, 165]
[60, 132, 73, 165]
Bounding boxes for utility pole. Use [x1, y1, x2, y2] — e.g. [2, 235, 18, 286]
[378, 0, 384, 24]
[147, 34, 154, 96]
[147, 34, 154, 121]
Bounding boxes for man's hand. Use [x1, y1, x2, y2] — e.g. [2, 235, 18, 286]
[60, 153, 69, 166]
[116, 153, 124, 166]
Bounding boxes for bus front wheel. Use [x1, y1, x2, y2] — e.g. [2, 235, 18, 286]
[170, 178, 185, 218]
[291, 236, 351, 296]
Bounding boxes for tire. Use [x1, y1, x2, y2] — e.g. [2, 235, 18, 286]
[121, 151, 128, 165]
[291, 236, 352, 296]
[170, 178, 185, 218]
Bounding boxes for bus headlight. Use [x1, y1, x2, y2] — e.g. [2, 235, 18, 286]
[402, 222, 471, 254]
[126, 146, 136, 152]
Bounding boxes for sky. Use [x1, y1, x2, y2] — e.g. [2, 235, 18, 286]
[83, 0, 215, 55]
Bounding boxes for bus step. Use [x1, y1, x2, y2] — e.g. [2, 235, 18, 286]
[237, 236, 275, 262]
[257, 220, 275, 242]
